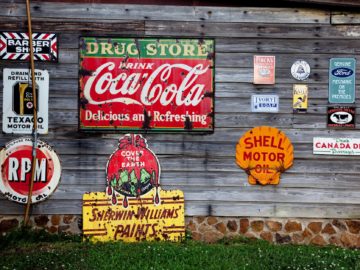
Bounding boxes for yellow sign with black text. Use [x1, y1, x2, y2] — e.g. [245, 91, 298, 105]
[83, 188, 185, 242]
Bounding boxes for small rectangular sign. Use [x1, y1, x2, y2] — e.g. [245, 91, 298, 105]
[0, 32, 58, 62]
[293, 84, 308, 113]
[328, 58, 355, 103]
[253, 55, 275, 84]
[2, 68, 49, 134]
[327, 106, 355, 128]
[313, 137, 360, 155]
[79, 37, 214, 132]
[251, 94, 279, 113]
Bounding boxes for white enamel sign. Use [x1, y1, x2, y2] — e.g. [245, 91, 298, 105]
[251, 94, 279, 113]
[2, 68, 49, 134]
[313, 137, 360, 155]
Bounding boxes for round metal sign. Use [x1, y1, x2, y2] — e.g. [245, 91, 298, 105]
[0, 137, 61, 204]
[291, 60, 310, 81]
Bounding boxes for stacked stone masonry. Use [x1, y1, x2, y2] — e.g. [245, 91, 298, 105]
[1, 215, 360, 248]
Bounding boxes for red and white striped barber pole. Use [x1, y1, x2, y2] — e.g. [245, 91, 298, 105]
[0, 32, 58, 62]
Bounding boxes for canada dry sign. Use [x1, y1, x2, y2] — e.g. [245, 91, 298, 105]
[235, 126, 294, 185]
[0, 137, 61, 204]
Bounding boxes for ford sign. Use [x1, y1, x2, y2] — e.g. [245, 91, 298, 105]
[331, 68, 353, 78]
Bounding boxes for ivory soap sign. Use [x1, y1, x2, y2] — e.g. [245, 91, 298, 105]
[253, 56, 275, 84]
[236, 126, 294, 185]
[79, 38, 214, 132]
[251, 94, 279, 113]
[83, 134, 185, 242]
[329, 58, 355, 103]
[313, 137, 360, 155]
[2, 68, 49, 134]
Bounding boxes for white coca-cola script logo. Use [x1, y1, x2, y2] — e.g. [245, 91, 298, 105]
[83, 62, 209, 107]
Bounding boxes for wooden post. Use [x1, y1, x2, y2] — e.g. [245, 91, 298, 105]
[24, 0, 38, 227]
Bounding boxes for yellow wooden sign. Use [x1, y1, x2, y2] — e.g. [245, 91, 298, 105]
[236, 126, 294, 185]
[83, 188, 185, 242]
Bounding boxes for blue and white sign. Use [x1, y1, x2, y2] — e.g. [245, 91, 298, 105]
[251, 94, 279, 113]
[329, 58, 356, 103]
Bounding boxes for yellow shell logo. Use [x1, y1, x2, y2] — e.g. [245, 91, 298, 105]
[236, 126, 294, 185]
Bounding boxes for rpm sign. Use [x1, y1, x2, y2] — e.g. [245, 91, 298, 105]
[0, 137, 61, 204]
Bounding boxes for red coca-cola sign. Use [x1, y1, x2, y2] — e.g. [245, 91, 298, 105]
[79, 38, 214, 132]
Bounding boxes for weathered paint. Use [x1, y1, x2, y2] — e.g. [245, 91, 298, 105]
[83, 188, 185, 242]
[0, 137, 61, 204]
[79, 38, 215, 132]
[83, 134, 185, 242]
[235, 126, 293, 185]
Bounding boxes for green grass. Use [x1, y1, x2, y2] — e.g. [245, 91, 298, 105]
[1, 229, 360, 270]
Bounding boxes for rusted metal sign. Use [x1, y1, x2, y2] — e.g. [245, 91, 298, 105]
[0, 32, 58, 61]
[235, 126, 294, 185]
[82, 134, 185, 242]
[2, 68, 49, 134]
[327, 106, 355, 128]
[314, 137, 360, 155]
[253, 55, 275, 84]
[0, 137, 61, 204]
[293, 84, 308, 113]
[79, 38, 214, 132]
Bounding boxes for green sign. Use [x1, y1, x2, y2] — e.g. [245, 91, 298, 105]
[329, 58, 356, 103]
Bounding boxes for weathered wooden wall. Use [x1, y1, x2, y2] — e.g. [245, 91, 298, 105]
[1, 1, 360, 218]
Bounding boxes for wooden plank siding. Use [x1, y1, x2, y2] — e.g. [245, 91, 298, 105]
[1, 1, 360, 218]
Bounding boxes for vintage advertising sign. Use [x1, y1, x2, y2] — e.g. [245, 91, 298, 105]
[0, 32, 58, 61]
[327, 106, 355, 128]
[236, 126, 294, 185]
[0, 137, 61, 204]
[253, 55, 275, 84]
[313, 137, 360, 155]
[83, 134, 185, 242]
[79, 38, 214, 132]
[329, 58, 355, 103]
[293, 84, 308, 113]
[2, 68, 49, 134]
[291, 60, 310, 81]
[251, 94, 279, 113]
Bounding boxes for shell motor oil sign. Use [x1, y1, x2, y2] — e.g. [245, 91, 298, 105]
[236, 126, 294, 185]
[0, 137, 61, 204]
[83, 134, 185, 242]
[79, 38, 214, 132]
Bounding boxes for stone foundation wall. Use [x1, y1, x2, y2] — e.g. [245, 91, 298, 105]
[1, 215, 359, 248]
[186, 217, 360, 248]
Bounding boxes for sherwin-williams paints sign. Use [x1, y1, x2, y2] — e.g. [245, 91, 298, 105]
[236, 126, 293, 185]
[83, 134, 185, 242]
[0, 137, 61, 204]
[329, 58, 355, 103]
[79, 38, 214, 132]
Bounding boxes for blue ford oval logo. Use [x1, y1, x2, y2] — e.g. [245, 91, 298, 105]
[332, 68, 353, 77]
